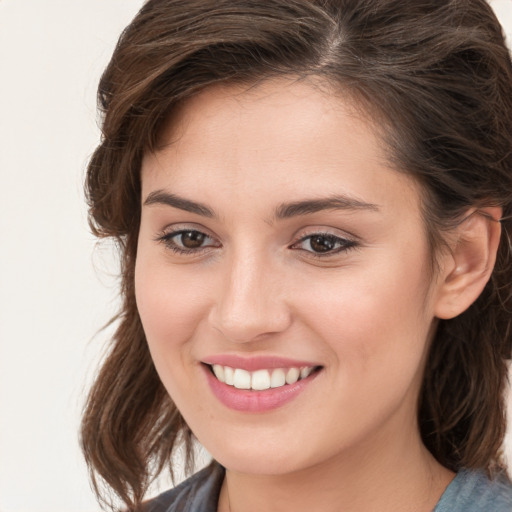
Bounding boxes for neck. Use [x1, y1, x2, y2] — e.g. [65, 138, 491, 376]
[218, 421, 454, 512]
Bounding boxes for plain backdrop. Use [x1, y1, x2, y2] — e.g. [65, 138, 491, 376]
[0, 1, 511, 511]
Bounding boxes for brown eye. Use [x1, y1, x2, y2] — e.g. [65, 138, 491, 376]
[291, 232, 358, 256]
[180, 231, 206, 249]
[309, 235, 337, 253]
[158, 229, 219, 254]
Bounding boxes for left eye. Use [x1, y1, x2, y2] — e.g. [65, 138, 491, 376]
[292, 233, 356, 255]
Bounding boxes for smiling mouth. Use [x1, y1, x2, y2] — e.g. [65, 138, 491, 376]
[206, 364, 323, 391]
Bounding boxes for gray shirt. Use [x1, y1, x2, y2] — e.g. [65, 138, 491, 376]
[145, 462, 512, 511]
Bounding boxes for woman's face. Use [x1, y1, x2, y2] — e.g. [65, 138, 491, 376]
[135, 79, 445, 475]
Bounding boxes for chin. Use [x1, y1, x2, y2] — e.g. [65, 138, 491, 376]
[198, 429, 323, 476]
[215, 450, 306, 475]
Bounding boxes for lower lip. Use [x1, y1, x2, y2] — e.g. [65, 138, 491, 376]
[202, 364, 320, 413]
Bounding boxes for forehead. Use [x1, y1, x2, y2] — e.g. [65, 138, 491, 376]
[155, 78, 379, 163]
[141, 78, 422, 218]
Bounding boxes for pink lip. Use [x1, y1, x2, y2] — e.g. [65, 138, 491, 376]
[201, 362, 321, 413]
[202, 354, 320, 371]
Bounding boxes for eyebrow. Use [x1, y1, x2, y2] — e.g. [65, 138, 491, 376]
[274, 196, 380, 219]
[143, 190, 380, 219]
[144, 190, 215, 217]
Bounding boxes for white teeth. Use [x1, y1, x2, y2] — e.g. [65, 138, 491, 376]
[300, 367, 313, 379]
[270, 368, 286, 388]
[251, 369, 271, 390]
[233, 369, 251, 389]
[224, 366, 234, 385]
[211, 364, 317, 390]
[285, 367, 300, 385]
[212, 364, 225, 381]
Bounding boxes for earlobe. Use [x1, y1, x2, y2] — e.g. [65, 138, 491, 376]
[434, 207, 502, 320]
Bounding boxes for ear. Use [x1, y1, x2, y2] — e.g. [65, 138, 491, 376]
[434, 206, 502, 320]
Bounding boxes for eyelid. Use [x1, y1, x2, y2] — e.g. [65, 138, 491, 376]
[291, 225, 359, 244]
[289, 227, 360, 257]
[154, 223, 221, 254]
[155, 222, 218, 241]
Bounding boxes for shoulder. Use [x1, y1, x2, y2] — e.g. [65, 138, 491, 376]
[434, 468, 512, 512]
[143, 462, 225, 512]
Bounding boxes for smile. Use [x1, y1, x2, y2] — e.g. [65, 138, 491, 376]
[201, 358, 323, 412]
[210, 364, 316, 391]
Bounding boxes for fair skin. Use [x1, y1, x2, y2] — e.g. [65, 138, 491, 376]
[135, 78, 500, 512]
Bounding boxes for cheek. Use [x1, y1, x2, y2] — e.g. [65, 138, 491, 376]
[134, 253, 216, 420]
[134, 248, 214, 392]
[291, 256, 433, 384]
[135, 251, 208, 337]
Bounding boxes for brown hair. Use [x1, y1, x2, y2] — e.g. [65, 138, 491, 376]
[81, 0, 512, 509]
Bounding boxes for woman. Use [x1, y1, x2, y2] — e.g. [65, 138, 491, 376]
[81, 1, 512, 511]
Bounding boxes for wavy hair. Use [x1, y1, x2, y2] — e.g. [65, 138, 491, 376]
[80, 0, 512, 509]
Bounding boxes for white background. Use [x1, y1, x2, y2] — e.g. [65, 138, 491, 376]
[0, 1, 511, 511]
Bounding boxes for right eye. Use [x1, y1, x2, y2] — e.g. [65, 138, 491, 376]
[157, 229, 220, 255]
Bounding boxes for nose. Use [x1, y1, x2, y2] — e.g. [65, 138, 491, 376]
[208, 251, 292, 343]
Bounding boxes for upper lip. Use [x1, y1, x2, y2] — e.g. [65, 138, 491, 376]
[201, 354, 321, 372]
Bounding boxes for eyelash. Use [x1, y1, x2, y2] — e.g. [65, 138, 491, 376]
[156, 229, 359, 258]
[156, 229, 220, 255]
[291, 232, 359, 257]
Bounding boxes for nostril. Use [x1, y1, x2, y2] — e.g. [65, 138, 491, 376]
[207, 308, 293, 344]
